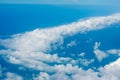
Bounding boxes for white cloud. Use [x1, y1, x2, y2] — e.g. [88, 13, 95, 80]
[52, 60, 120, 80]
[0, 50, 72, 72]
[93, 42, 120, 62]
[34, 72, 50, 80]
[33, 59, 120, 80]
[99, 58, 120, 80]
[94, 42, 101, 50]
[107, 49, 120, 56]
[50, 72, 71, 80]
[79, 58, 94, 66]
[0, 13, 119, 68]
[34, 65, 100, 80]
[0, 13, 120, 80]
[71, 69, 100, 80]
[94, 42, 107, 61]
[5, 72, 23, 80]
[94, 49, 107, 61]
[0, 13, 120, 53]
[54, 64, 79, 74]
[79, 52, 85, 57]
[67, 40, 77, 48]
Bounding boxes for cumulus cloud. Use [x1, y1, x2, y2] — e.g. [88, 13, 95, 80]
[0, 13, 120, 80]
[67, 40, 77, 48]
[0, 50, 71, 63]
[34, 72, 50, 80]
[99, 58, 120, 80]
[93, 42, 120, 61]
[107, 49, 120, 56]
[34, 65, 100, 80]
[34, 59, 120, 80]
[94, 42, 107, 61]
[79, 58, 94, 66]
[5, 72, 23, 80]
[50, 72, 71, 80]
[79, 52, 85, 57]
[71, 69, 100, 80]
[1, 13, 120, 52]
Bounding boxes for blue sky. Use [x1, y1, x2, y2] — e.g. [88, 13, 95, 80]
[0, 0, 120, 5]
[1, 13, 120, 80]
[0, 0, 120, 79]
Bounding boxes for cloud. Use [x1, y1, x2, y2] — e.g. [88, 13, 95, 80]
[1, 13, 120, 52]
[5, 72, 23, 80]
[0, 50, 72, 72]
[79, 52, 85, 57]
[107, 49, 120, 56]
[93, 42, 120, 61]
[94, 42, 107, 61]
[34, 65, 100, 80]
[50, 72, 71, 80]
[79, 58, 94, 66]
[94, 49, 107, 61]
[0, 13, 120, 80]
[71, 69, 99, 80]
[33, 59, 120, 80]
[67, 40, 77, 48]
[34, 72, 50, 80]
[99, 58, 120, 80]
[94, 42, 101, 50]
[1, 50, 71, 63]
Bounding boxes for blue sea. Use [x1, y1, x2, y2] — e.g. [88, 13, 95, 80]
[0, 4, 120, 80]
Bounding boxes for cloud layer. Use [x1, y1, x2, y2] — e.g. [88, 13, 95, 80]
[0, 13, 120, 80]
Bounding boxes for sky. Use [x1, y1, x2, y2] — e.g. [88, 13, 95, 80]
[0, 13, 120, 80]
[0, 0, 120, 6]
[0, 0, 120, 80]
